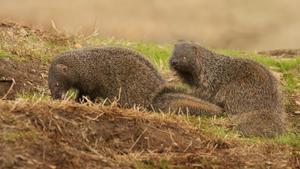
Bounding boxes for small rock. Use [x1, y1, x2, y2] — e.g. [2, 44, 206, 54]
[30, 69, 37, 73]
[7, 31, 14, 37]
[173, 142, 179, 147]
[271, 71, 282, 81]
[167, 77, 176, 82]
[15, 155, 27, 161]
[41, 73, 47, 79]
[75, 43, 82, 49]
[19, 28, 29, 37]
[265, 161, 272, 165]
[294, 111, 300, 115]
[49, 165, 57, 169]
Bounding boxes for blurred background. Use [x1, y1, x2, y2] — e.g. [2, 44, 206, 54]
[0, 0, 299, 50]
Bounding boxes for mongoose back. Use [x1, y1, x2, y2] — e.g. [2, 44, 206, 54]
[169, 42, 285, 137]
[48, 46, 224, 115]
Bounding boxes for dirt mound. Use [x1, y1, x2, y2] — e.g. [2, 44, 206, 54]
[0, 100, 298, 169]
[0, 58, 48, 99]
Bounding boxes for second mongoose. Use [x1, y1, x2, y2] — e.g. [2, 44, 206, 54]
[169, 41, 285, 137]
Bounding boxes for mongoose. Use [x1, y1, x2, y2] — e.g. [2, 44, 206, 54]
[48, 46, 224, 115]
[169, 41, 285, 137]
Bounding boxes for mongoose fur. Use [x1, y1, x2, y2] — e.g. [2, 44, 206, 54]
[169, 41, 286, 137]
[48, 46, 224, 115]
[151, 86, 223, 115]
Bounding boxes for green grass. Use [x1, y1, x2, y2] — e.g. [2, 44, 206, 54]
[16, 92, 52, 101]
[185, 115, 300, 148]
[135, 159, 175, 169]
[239, 132, 300, 148]
[2, 130, 38, 142]
[185, 115, 239, 138]
[131, 42, 172, 70]
[0, 48, 25, 61]
[274, 133, 300, 147]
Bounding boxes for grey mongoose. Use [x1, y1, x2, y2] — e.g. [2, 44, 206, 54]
[169, 41, 286, 137]
[48, 46, 223, 115]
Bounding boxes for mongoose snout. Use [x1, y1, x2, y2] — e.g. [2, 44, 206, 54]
[170, 59, 178, 67]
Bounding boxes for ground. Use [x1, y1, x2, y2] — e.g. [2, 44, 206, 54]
[0, 22, 299, 169]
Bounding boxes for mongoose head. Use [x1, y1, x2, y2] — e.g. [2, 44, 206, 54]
[169, 41, 200, 85]
[48, 64, 73, 99]
[170, 42, 197, 70]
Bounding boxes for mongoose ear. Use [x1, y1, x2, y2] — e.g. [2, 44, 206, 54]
[56, 64, 69, 75]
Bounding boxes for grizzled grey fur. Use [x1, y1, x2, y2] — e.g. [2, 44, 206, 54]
[169, 41, 285, 137]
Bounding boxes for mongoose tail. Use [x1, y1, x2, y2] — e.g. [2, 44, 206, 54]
[168, 94, 224, 115]
[151, 91, 224, 115]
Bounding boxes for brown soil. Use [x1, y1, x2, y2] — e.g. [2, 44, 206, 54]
[0, 58, 48, 99]
[0, 21, 72, 99]
[0, 100, 299, 169]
